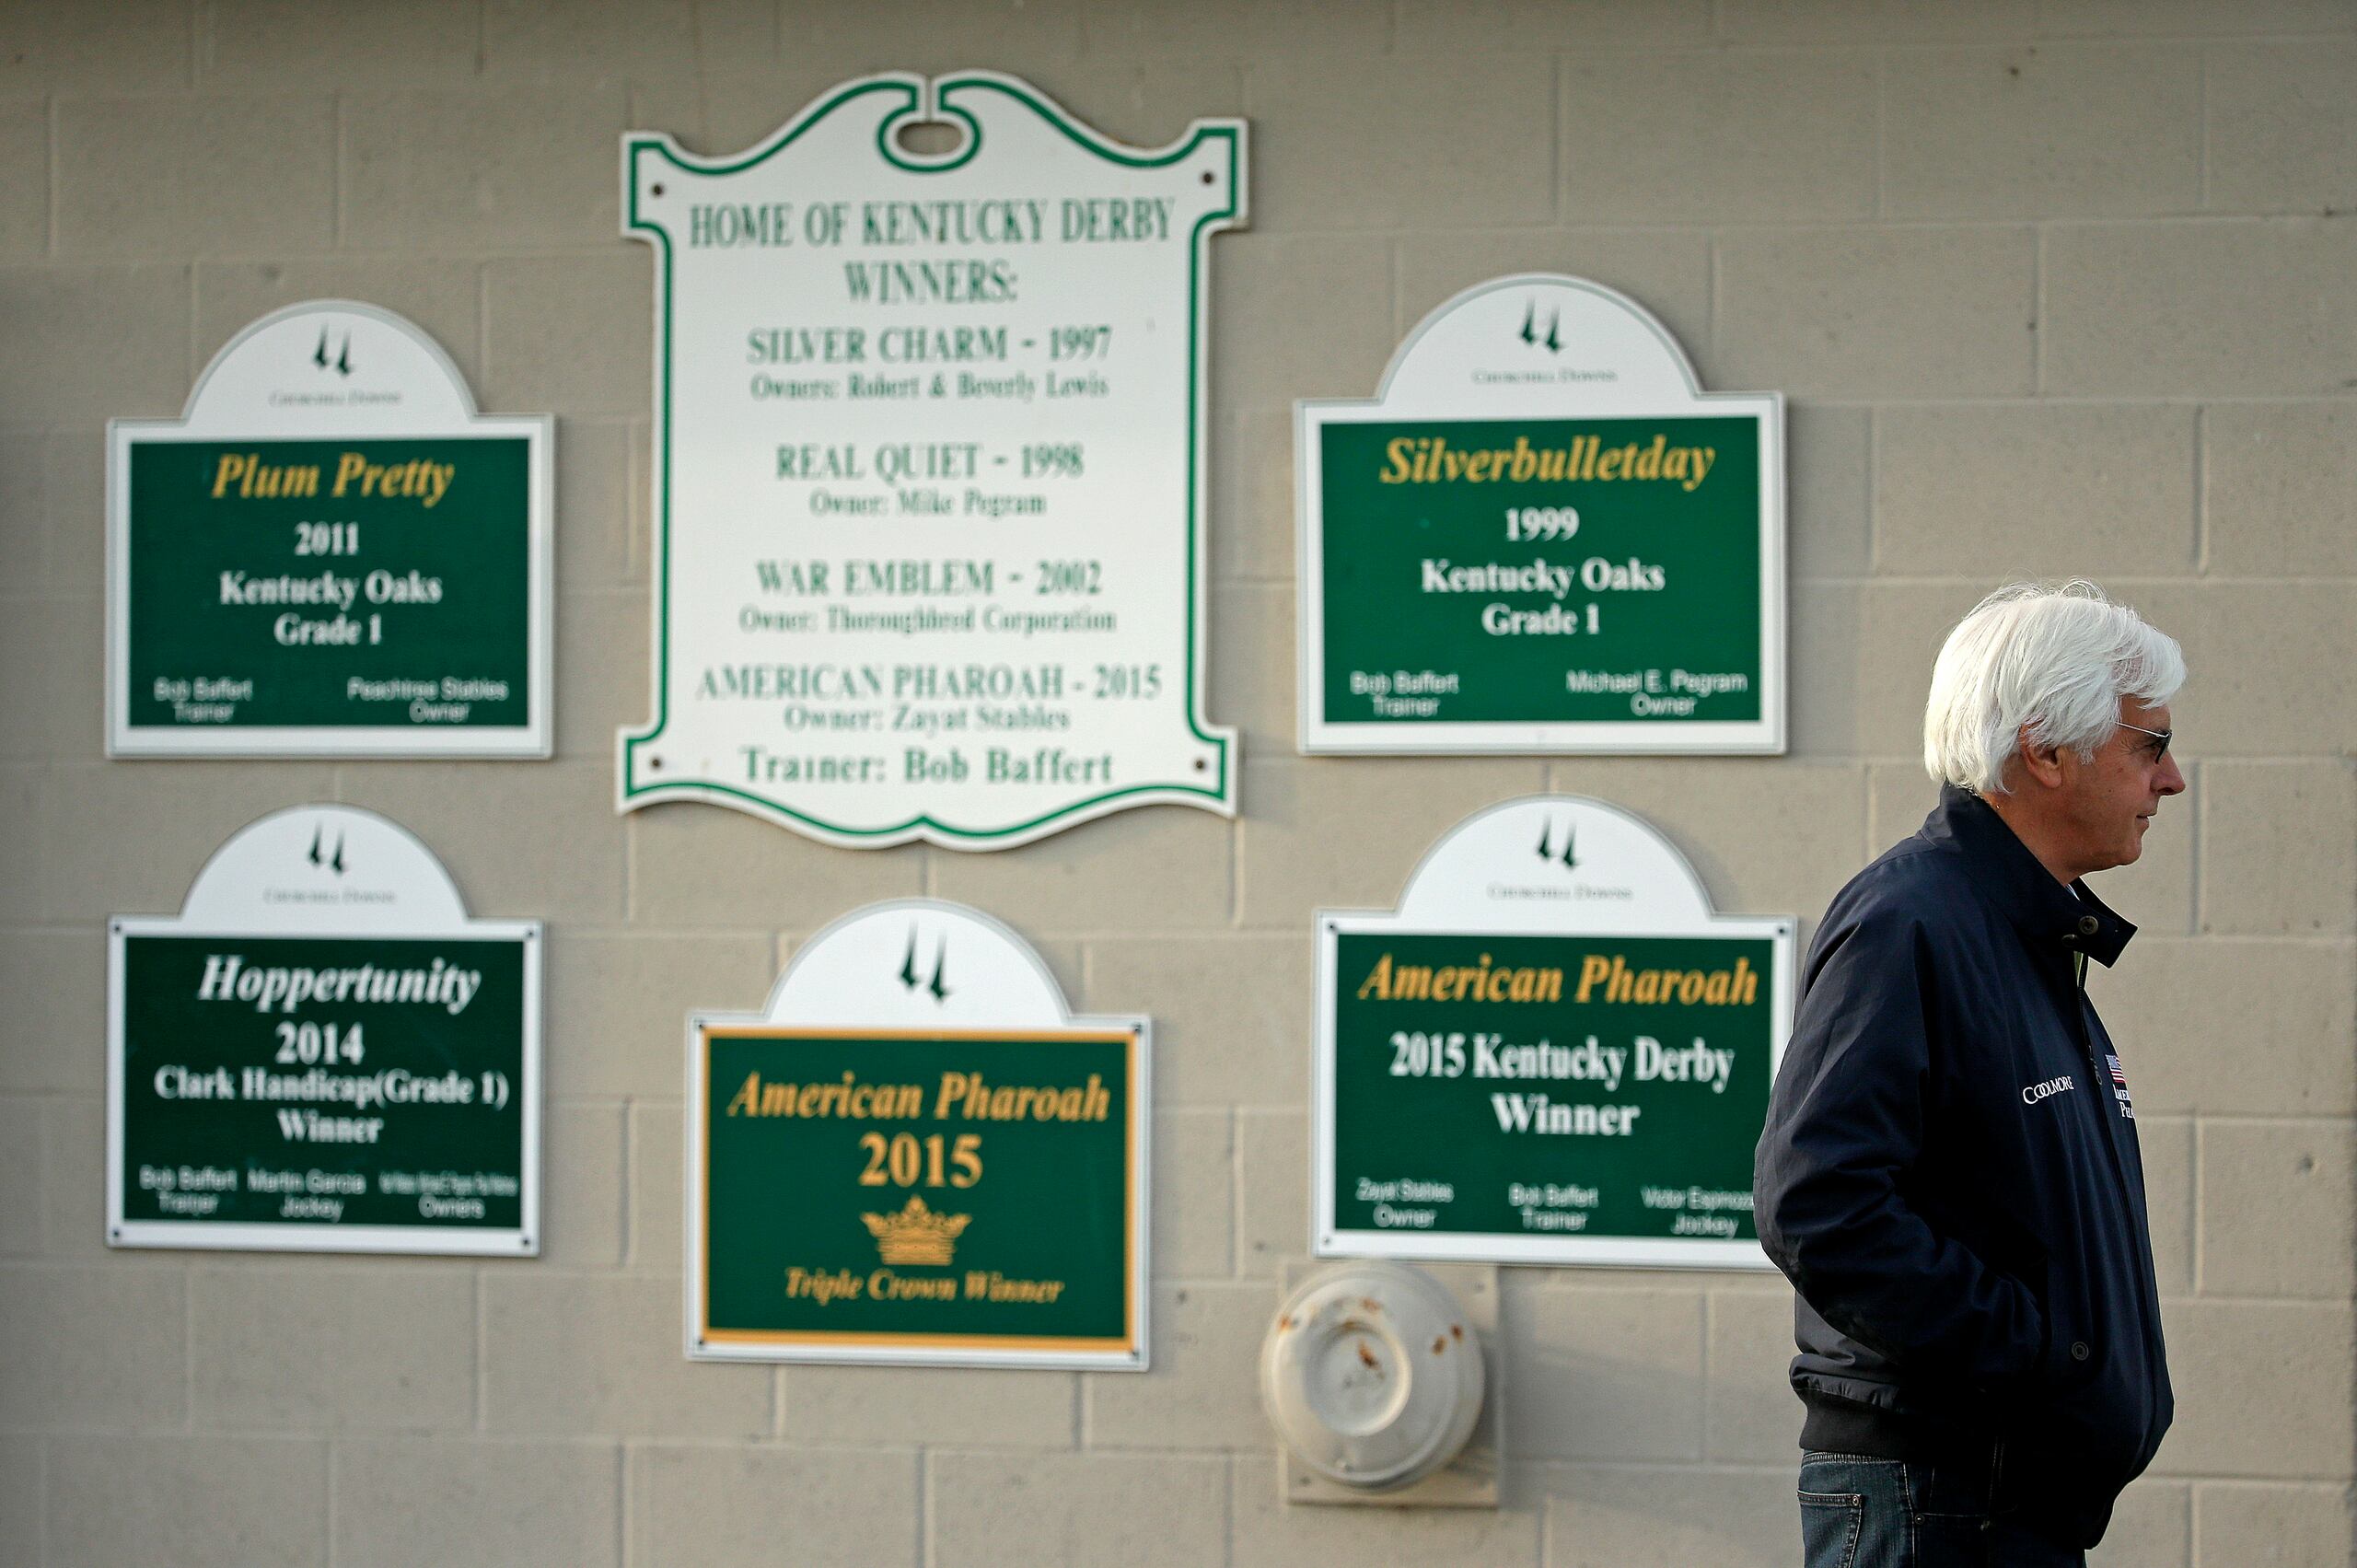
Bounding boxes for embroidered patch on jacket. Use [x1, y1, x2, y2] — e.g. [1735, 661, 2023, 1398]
[2106, 1053, 2135, 1120]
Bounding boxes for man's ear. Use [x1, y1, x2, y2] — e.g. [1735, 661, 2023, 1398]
[2015, 725, 2067, 789]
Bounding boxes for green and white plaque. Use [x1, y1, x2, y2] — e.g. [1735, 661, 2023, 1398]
[108, 805, 542, 1255]
[1299, 275, 1784, 754]
[1316, 796, 1793, 1269]
[688, 900, 1147, 1369]
[620, 72, 1243, 848]
[108, 301, 552, 757]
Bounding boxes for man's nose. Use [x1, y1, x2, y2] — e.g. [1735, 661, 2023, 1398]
[2157, 753, 2187, 796]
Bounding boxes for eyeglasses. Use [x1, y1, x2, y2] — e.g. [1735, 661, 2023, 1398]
[2118, 719, 2173, 760]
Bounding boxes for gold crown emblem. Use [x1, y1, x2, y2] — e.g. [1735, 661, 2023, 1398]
[860, 1194, 971, 1266]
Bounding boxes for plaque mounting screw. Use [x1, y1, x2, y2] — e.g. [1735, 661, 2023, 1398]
[650, 183, 666, 197]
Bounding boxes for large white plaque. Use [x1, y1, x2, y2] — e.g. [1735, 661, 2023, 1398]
[620, 72, 1244, 849]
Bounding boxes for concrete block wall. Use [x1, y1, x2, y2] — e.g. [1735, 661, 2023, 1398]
[2, 2, 2351, 1563]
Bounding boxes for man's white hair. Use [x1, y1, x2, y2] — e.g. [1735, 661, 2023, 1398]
[1923, 581, 2186, 796]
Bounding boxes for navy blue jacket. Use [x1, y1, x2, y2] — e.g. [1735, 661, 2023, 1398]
[1755, 786, 2172, 1551]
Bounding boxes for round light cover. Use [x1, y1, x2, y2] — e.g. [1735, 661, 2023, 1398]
[1259, 1260, 1485, 1491]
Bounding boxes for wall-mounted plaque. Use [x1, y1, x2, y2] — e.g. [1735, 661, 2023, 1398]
[108, 805, 542, 1255]
[688, 899, 1147, 1368]
[1299, 274, 1783, 754]
[620, 71, 1244, 848]
[108, 301, 552, 757]
[1315, 796, 1793, 1269]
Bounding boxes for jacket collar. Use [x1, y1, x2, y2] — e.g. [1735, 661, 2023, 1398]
[1919, 784, 2135, 968]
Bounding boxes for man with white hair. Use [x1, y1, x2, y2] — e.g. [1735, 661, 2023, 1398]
[1756, 581, 2185, 1565]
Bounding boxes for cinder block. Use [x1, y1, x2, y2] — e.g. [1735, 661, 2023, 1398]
[0, 768, 41, 923]
[2180, 587, 2357, 757]
[2204, 402, 2357, 576]
[191, 1265, 474, 1430]
[0, 100, 42, 259]
[1394, 229, 1713, 368]
[554, 590, 648, 761]
[1400, 0, 1709, 46]
[1235, 1108, 1307, 1278]
[626, 1100, 682, 1272]
[627, 809, 923, 929]
[1084, 1282, 1269, 1449]
[1505, 1285, 1705, 1461]
[331, 1437, 620, 1568]
[1086, 935, 1309, 1106]
[1085, 0, 1393, 59]
[546, 934, 772, 1099]
[0, 1434, 33, 1568]
[40, 761, 336, 923]
[0, 598, 103, 761]
[1238, 757, 1546, 929]
[2200, 762, 2356, 935]
[193, 259, 482, 391]
[1228, 1449, 1543, 1565]
[0, 930, 103, 1092]
[0, 1264, 185, 1427]
[1209, 579, 1293, 755]
[1534, 1462, 1795, 1568]
[43, 429, 106, 593]
[2095, 939, 2353, 1117]
[1211, 234, 1397, 412]
[1875, 404, 2195, 577]
[2139, 1117, 2194, 1295]
[784, 1363, 1074, 1447]
[2091, 1478, 2189, 1567]
[1715, 227, 2036, 400]
[1884, 44, 2200, 217]
[1155, 1109, 1234, 1279]
[1785, 581, 1864, 761]
[1215, 405, 1294, 584]
[1787, 404, 1870, 583]
[343, 83, 629, 251]
[554, 419, 635, 589]
[1703, 1287, 1803, 1462]
[1250, 55, 1553, 233]
[2199, 1120, 2354, 1298]
[541, 1101, 625, 1266]
[931, 1449, 1227, 1568]
[0, 1101, 37, 1255]
[1546, 758, 1865, 922]
[38, 1098, 104, 1261]
[999, 61, 1248, 151]
[57, 96, 332, 259]
[1562, 51, 1875, 223]
[628, 1444, 916, 1567]
[47, 1435, 325, 1568]
[336, 761, 623, 923]
[1716, 0, 2034, 41]
[483, 1272, 770, 1436]
[199, 0, 481, 85]
[788, 1, 1081, 64]
[0, 265, 190, 423]
[929, 804, 1233, 935]
[0, 1, 190, 89]
[2207, 42, 2357, 215]
[0, 432, 43, 584]
[2193, 1481, 2355, 1567]
[481, 252, 652, 420]
[2043, 220, 2357, 397]
[2037, 0, 2351, 35]
[2152, 1299, 2352, 1479]
[482, 0, 775, 81]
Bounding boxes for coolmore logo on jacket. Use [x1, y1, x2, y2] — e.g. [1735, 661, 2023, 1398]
[2021, 1074, 2075, 1106]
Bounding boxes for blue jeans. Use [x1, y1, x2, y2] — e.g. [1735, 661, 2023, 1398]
[1798, 1451, 2085, 1567]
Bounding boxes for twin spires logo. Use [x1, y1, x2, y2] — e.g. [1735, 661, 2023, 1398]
[1536, 818, 1579, 871]
[306, 823, 346, 876]
[861, 1193, 970, 1266]
[897, 925, 950, 1002]
[1518, 296, 1563, 354]
[312, 325, 353, 377]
